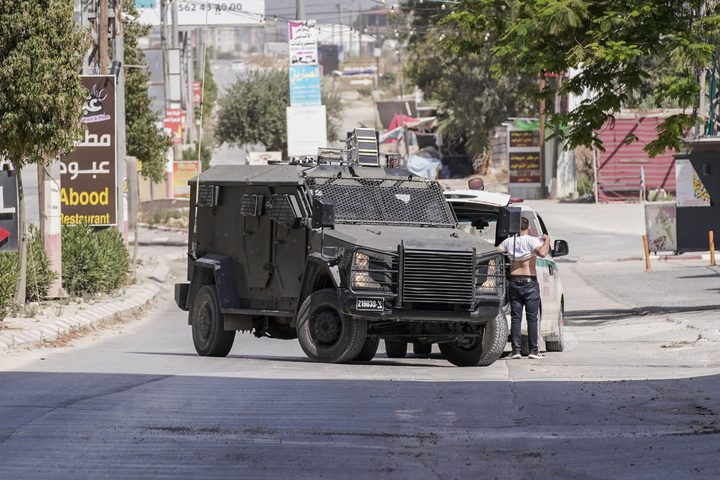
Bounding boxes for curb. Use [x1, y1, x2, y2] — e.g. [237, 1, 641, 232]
[0, 256, 173, 354]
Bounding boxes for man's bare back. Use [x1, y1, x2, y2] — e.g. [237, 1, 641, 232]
[498, 232, 551, 276]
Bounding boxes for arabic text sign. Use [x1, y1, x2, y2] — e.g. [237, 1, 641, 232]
[0, 169, 19, 252]
[61, 75, 117, 226]
[509, 152, 541, 183]
[288, 21, 318, 66]
[173, 161, 199, 198]
[509, 130, 540, 148]
[137, 0, 265, 26]
[289, 65, 322, 106]
[164, 108, 185, 145]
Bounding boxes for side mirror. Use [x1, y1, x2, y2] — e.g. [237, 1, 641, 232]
[312, 197, 336, 229]
[553, 239, 569, 257]
[498, 206, 522, 237]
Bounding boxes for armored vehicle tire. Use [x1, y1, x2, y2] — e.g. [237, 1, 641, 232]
[439, 312, 508, 367]
[384, 340, 408, 358]
[297, 289, 368, 363]
[353, 337, 380, 362]
[545, 307, 565, 352]
[191, 285, 236, 357]
[413, 342, 432, 357]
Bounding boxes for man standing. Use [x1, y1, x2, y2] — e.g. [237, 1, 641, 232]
[497, 217, 551, 359]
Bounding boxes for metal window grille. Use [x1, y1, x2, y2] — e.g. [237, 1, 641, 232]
[305, 176, 455, 227]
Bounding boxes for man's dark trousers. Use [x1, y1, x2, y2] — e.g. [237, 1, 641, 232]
[509, 277, 540, 354]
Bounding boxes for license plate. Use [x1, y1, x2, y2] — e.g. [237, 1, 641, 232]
[355, 298, 384, 311]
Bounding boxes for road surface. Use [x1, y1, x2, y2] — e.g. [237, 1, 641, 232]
[1, 205, 719, 479]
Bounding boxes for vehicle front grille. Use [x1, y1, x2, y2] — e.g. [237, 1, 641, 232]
[401, 249, 475, 305]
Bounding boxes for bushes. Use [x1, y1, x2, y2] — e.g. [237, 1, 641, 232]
[62, 225, 129, 296]
[0, 226, 55, 318]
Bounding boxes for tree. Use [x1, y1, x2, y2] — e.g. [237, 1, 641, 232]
[124, 2, 171, 182]
[402, 0, 536, 159]
[441, 0, 720, 156]
[215, 69, 344, 154]
[0, 0, 87, 305]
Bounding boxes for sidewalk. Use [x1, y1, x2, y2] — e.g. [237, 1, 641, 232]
[0, 247, 182, 354]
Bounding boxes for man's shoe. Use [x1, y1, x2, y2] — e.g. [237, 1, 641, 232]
[508, 352, 522, 359]
[528, 352, 546, 359]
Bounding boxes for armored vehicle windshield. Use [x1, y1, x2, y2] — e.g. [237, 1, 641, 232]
[305, 176, 455, 227]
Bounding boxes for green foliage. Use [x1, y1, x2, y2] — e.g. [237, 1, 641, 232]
[0, 0, 87, 170]
[0, 227, 55, 318]
[441, 0, 720, 155]
[61, 225, 129, 297]
[25, 225, 55, 302]
[215, 69, 344, 154]
[124, 2, 172, 182]
[0, 253, 19, 319]
[182, 142, 212, 171]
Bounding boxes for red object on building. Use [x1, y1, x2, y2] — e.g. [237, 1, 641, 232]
[192, 82, 202, 106]
[0, 227, 9, 247]
[596, 116, 676, 202]
[163, 108, 185, 145]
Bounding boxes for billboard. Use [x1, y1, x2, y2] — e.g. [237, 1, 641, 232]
[289, 65, 322, 106]
[288, 21, 318, 66]
[136, 0, 265, 26]
[287, 105, 327, 157]
[60, 75, 117, 226]
[173, 161, 200, 198]
[508, 126, 542, 186]
[0, 168, 19, 252]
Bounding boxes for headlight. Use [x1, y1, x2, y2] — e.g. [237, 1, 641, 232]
[351, 252, 381, 289]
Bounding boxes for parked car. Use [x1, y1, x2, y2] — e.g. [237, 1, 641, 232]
[444, 189, 569, 355]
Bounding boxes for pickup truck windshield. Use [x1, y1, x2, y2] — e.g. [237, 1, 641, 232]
[306, 176, 456, 227]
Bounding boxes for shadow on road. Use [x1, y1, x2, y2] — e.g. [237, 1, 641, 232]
[566, 304, 720, 325]
[0, 371, 718, 478]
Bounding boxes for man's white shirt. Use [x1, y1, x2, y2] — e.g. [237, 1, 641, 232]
[498, 235, 543, 262]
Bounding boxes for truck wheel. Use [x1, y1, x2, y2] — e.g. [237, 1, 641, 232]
[439, 312, 508, 367]
[384, 340, 407, 358]
[545, 307, 565, 352]
[297, 289, 367, 363]
[191, 285, 235, 357]
[413, 342, 432, 357]
[353, 337, 380, 362]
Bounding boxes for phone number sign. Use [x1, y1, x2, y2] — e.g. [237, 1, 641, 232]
[136, 0, 265, 26]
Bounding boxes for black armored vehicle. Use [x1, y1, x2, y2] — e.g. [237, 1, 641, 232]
[175, 131, 508, 366]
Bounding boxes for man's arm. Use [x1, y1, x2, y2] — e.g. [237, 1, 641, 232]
[496, 238, 508, 254]
[534, 235, 551, 258]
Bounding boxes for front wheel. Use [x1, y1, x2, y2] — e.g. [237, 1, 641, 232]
[191, 285, 235, 357]
[439, 312, 509, 367]
[297, 289, 368, 363]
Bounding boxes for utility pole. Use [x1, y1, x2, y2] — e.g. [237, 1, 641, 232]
[538, 74, 547, 199]
[296, 0, 305, 19]
[99, 0, 109, 73]
[551, 72, 563, 198]
[114, 0, 127, 239]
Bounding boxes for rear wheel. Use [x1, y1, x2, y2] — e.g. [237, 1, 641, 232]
[353, 336, 380, 362]
[413, 342, 432, 357]
[384, 340, 407, 358]
[297, 289, 367, 363]
[439, 312, 508, 367]
[191, 285, 235, 357]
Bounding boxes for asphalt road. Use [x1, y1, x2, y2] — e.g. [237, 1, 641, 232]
[2, 206, 720, 478]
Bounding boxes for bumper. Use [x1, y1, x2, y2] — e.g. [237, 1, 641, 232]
[341, 290, 500, 324]
[175, 283, 190, 311]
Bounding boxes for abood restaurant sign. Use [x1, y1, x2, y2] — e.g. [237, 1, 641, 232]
[60, 75, 116, 226]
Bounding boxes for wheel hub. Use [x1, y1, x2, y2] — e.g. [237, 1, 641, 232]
[311, 309, 342, 346]
[198, 303, 212, 339]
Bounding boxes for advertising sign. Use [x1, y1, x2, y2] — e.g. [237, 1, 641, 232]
[288, 21, 318, 66]
[289, 65, 322, 106]
[163, 107, 185, 144]
[137, 0, 265, 26]
[173, 161, 200, 198]
[0, 168, 19, 252]
[192, 81, 202, 106]
[509, 152, 541, 183]
[676, 159, 711, 207]
[645, 203, 677, 253]
[287, 105, 327, 157]
[508, 126, 542, 187]
[61, 76, 117, 226]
